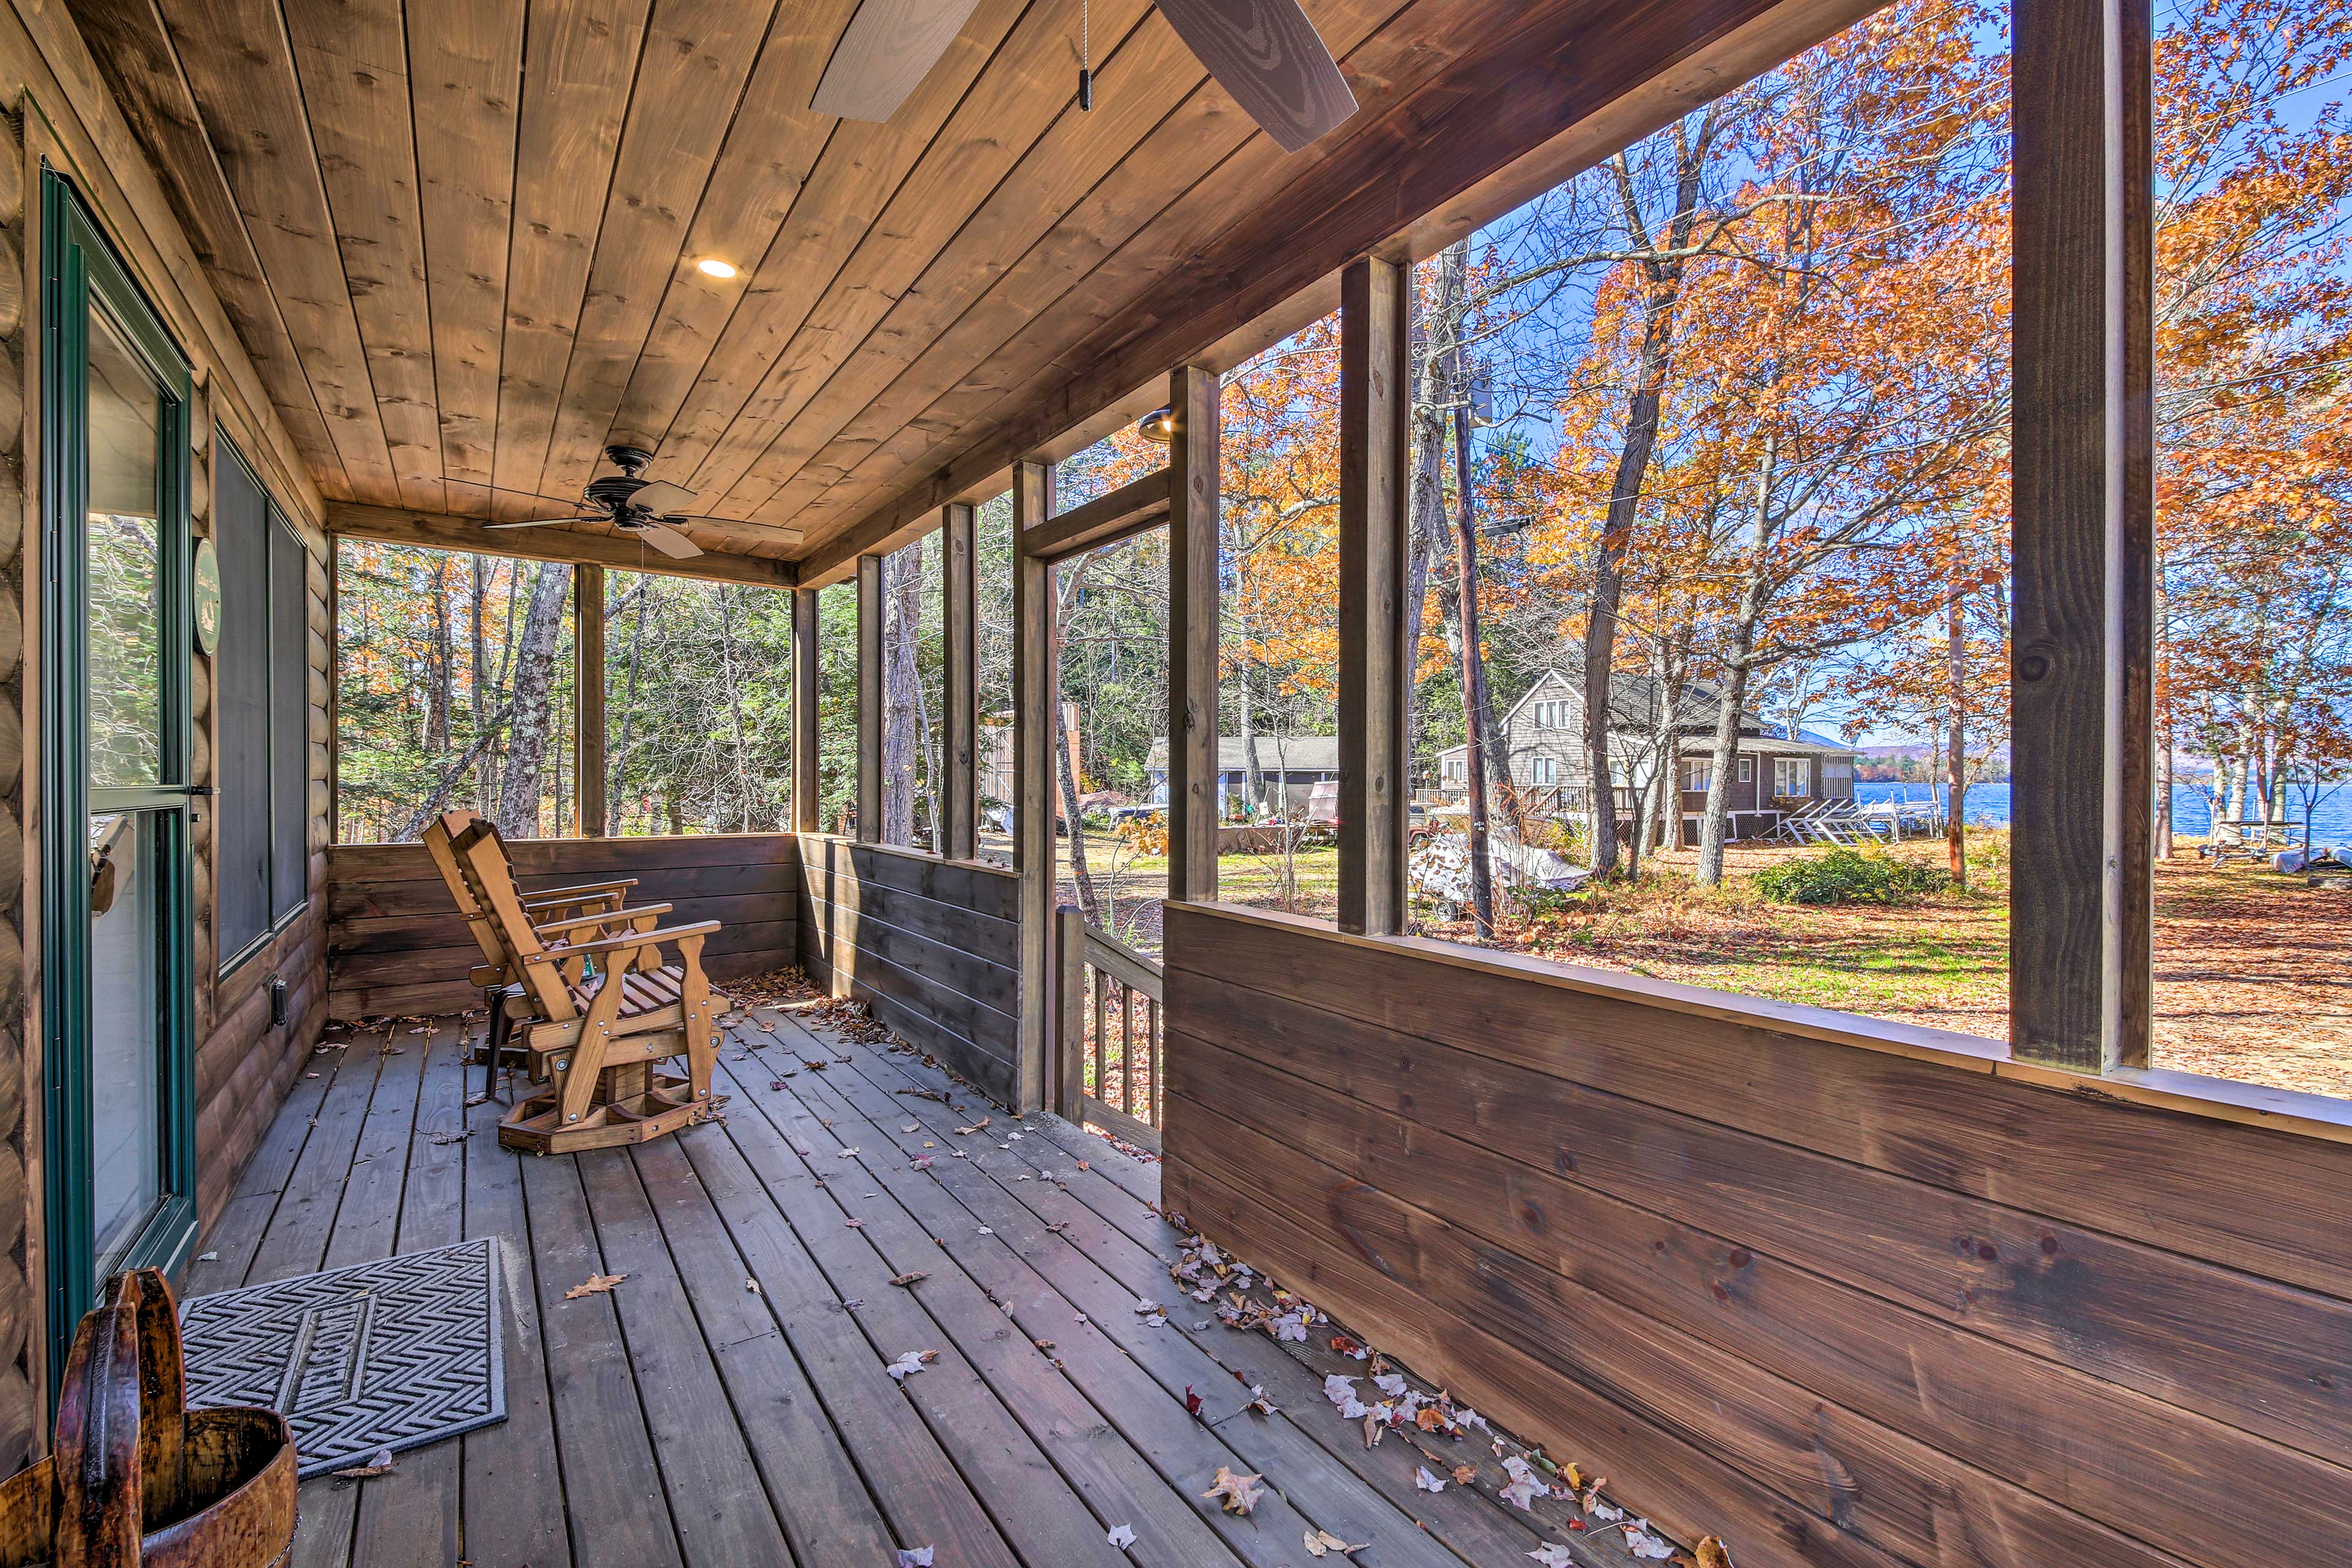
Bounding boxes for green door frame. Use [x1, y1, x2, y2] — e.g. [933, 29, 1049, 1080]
[39, 166, 198, 1389]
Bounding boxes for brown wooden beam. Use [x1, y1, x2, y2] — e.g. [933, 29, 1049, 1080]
[1337, 258, 1410, 935]
[1167, 366, 1221, 903]
[856, 553, 883, 842]
[792, 587, 821, 834]
[1022, 467, 1172, 561]
[943, 502, 979, 860]
[1012, 460, 1056, 1112]
[326, 500, 798, 588]
[2117, 0, 2157, 1066]
[2010, 0, 2155, 1072]
[573, 562, 607, 837]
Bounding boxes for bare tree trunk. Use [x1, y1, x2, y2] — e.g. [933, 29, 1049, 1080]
[1947, 586, 1968, 886]
[914, 664, 942, 853]
[609, 578, 653, 832]
[1697, 627, 1757, 886]
[1056, 557, 1102, 921]
[883, 539, 921, 843]
[1581, 138, 1711, 874]
[496, 560, 571, 837]
[1453, 398, 1495, 937]
[1237, 649, 1263, 818]
[425, 555, 453, 753]
[1404, 283, 1446, 788]
[469, 557, 494, 811]
[2154, 564, 2173, 860]
[717, 586, 755, 831]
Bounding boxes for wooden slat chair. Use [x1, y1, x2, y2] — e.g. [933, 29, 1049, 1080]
[450, 819, 728, 1153]
[421, 809, 645, 1095]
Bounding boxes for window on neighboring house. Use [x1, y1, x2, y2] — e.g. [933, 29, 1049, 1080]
[1532, 698, 1570, 729]
[1683, 757, 1711, 793]
[1739, 757, 1754, 783]
[1444, 754, 1464, 782]
[214, 439, 311, 970]
[1529, 754, 1556, 785]
[1823, 758, 1854, 785]
[1775, 757, 1812, 797]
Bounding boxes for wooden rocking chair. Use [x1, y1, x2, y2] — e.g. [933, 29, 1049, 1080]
[421, 809, 646, 1096]
[448, 818, 729, 1153]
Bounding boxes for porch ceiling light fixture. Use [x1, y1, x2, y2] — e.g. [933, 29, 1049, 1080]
[1136, 407, 1176, 445]
[695, 257, 739, 280]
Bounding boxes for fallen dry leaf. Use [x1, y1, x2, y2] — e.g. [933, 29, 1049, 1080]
[1304, 1528, 1366, 1558]
[1697, 1537, 1736, 1568]
[1453, 1464, 1478, 1486]
[1106, 1523, 1137, 1550]
[1415, 1466, 1447, 1493]
[889, 1272, 929, 1287]
[1202, 1466, 1265, 1515]
[331, 1446, 397, 1480]
[565, 1273, 625, 1299]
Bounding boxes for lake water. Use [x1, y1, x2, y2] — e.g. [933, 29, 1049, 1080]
[1855, 779, 2352, 844]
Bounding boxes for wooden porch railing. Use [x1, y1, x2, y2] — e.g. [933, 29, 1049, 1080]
[1054, 907, 1164, 1150]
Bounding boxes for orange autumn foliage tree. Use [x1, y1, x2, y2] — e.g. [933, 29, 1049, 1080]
[2147, 0, 2352, 829]
[1537, 0, 2010, 880]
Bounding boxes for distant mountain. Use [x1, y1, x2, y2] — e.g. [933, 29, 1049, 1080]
[1858, 741, 2011, 763]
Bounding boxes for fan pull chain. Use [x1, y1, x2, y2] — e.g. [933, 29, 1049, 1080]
[1078, 0, 1093, 110]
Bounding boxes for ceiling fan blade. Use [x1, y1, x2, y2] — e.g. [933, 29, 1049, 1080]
[812, 0, 982, 123]
[1156, 0, 1357, 154]
[636, 521, 706, 560]
[482, 516, 588, 530]
[628, 479, 699, 515]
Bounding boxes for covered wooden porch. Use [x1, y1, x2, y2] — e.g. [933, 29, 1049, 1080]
[208, 998, 1640, 1568]
[0, 0, 2340, 1562]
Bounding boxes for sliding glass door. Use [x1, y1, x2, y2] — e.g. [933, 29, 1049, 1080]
[41, 170, 197, 1378]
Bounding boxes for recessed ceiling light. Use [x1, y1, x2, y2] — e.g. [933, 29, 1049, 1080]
[696, 257, 739, 280]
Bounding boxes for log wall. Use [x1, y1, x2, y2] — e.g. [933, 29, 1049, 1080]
[326, 833, 802, 1020]
[1159, 901, 2352, 1568]
[0, 0, 336, 1461]
[796, 835, 1018, 1104]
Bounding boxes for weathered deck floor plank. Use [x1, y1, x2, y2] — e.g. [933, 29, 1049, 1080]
[186, 1009, 1592, 1567]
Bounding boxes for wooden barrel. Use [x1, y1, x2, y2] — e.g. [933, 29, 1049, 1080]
[0, 1268, 297, 1567]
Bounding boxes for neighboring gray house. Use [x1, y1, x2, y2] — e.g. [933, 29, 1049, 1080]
[1146, 735, 1340, 819]
[1434, 665, 1857, 843]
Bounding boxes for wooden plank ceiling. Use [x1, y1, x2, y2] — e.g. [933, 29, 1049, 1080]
[71, 0, 1842, 573]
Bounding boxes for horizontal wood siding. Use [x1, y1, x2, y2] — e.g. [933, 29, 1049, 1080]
[1159, 901, 2352, 1568]
[795, 836, 1018, 1104]
[328, 834, 801, 1019]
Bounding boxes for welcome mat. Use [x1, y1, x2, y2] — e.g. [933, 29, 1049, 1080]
[179, 1237, 507, 1478]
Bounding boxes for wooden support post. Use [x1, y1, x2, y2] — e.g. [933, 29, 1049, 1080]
[1055, 904, 1085, 1116]
[1166, 364, 1221, 902]
[573, 562, 606, 836]
[2010, 0, 2155, 1072]
[1013, 461, 1055, 1112]
[792, 586, 820, 835]
[325, 542, 340, 846]
[856, 552, 883, 842]
[1338, 258, 1411, 935]
[943, 502, 979, 860]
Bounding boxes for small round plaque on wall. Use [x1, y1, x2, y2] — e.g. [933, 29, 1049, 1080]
[192, 537, 222, 655]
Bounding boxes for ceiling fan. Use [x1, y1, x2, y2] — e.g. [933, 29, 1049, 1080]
[484, 445, 710, 560]
[812, 0, 1358, 155]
